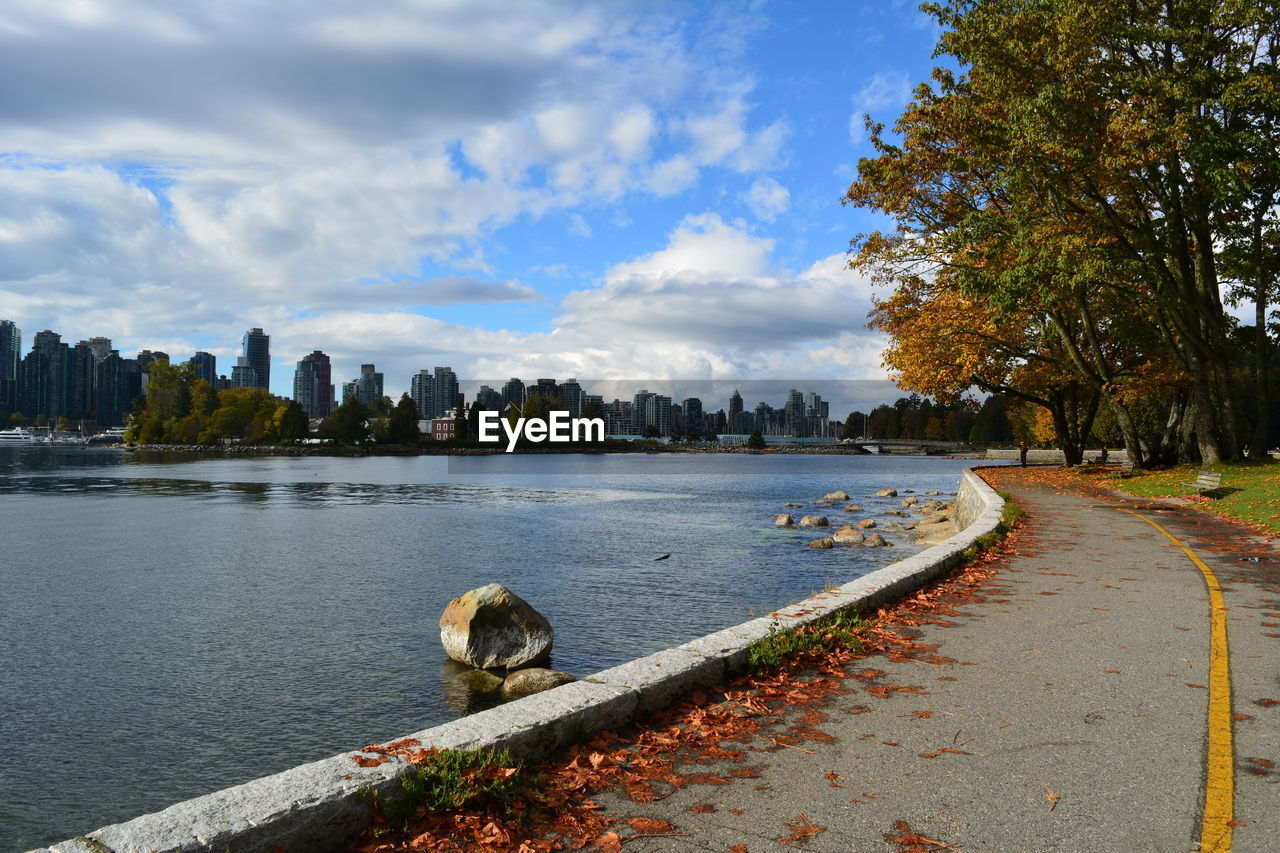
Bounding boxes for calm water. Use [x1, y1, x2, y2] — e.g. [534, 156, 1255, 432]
[0, 448, 978, 849]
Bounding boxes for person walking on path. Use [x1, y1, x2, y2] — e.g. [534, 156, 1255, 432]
[1018, 440, 1028, 466]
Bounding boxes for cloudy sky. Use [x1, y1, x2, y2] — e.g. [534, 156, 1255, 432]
[0, 0, 941, 409]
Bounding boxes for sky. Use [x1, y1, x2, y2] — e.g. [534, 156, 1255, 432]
[0, 0, 945, 413]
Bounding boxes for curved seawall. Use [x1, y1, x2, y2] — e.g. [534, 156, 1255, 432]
[34, 469, 1005, 853]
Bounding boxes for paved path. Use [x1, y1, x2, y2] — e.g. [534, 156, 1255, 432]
[591, 468, 1280, 852]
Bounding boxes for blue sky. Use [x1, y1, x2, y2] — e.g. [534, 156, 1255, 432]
[0, 0, 943, 410]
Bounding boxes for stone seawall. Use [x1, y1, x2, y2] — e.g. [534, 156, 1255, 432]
[34, 470, 1006, 853]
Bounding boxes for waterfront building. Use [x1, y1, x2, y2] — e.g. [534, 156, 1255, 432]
[432, 366, 458, 419]
[241, 328, 270, 390]
[475, 385, 502, 411]
[189, 351, 217, 385]
[681, 397, 703, 435]
[526, 378, 560, 407]
[95, 351, 128, 426]
[731, 409, 755, 434]
[19, 330, 69, 421]
[68, 342, 96, 421]
[136, 350, 169, 372]
[728, 389, 743, 424]
[785, 388, 807, 437]
[84, 337, 113, 363]
[293, 351, 334, 418]
[410, 370, 434, 418]
[341, 380, 357, 404]
[636, 392, 672, 436]
[631, 389, 654, 434]
[231, 357, 258, 388]
[0, 320, 19, 412]
[430, 416, 457, 440]
[350, 364, 384, 405]
[559, 378, 583, 417]
[501, 377, 526, 411]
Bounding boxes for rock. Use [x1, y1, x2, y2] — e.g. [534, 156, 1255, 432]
[500, 667, 576, 700]
[855, 518, 877, 529]
[927, 490, 940, 496]
[815, 499, 832, 506]
[808, 537, 835, 549]
[823, 490, 850, 501]
[904, 489, 915, 494]
[832, 524, 865, 544]
[783, 503, 803, 508]
[452, 668, 504, 694]
[901, 496, 919, 506]
[885, 509, 909, 517]
[863, 533, 891, 547]
[439, 584, 553, 670]
[775, 513, 795, 529]
[921, 499, 943, 512]
[798, 515, 830, 528]
[842, 503, 863, 513]
[875, 487, 898, 497]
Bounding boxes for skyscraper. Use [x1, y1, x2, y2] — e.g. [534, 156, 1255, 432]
[84, 337, 113, 362]
[501, 377, 525, 411]
[432, 366, 458, 418]
[231, 357, 258, 388]
[559, 378, 583, 417]
[681, 397, 703, 436]
[475, 385, 502, 410]
[189, 351, 217, 385]
[241, 328, 270, 390]
[351, 364, 383, 405]
[410, 370, 434, 418]
[0, 320, 19, 412]
[632, 389, 655, 435]
[96, 351, 128, 426]
[293, 351, 334, 418]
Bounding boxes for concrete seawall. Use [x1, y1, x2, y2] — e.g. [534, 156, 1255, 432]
[35, 469, 1006, 853]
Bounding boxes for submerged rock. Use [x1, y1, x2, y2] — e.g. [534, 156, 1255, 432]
[875, 487, 898, 497]
[501, 668, 576, 700]
[863, 533, 891, 547]
[823, 490, 850, 502]
[842, 503, 863, 513]
[901, 496, 919, 507]
[855, 518, 877, 529]
[808, 537, 835, 549]
[439, 583, 553, 670]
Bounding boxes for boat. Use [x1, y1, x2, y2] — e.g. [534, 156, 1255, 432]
[87, 427, 128, 445]
[0, 427, 38, 444]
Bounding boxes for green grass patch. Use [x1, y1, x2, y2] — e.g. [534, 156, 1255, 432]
[1101, 459, 1280, 535]
[746, 609, 867, 671]
[379, 747, 535, 826]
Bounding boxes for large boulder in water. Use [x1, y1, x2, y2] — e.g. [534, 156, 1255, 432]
[439, 584, 553, 670]
[775, 514, 796, 528]
[823, 490, 850, 501]
[863, 533, 891, 548]
[832, 524, 865, 544]
[855, 518, 877, 529]
[501, 667, 576, 700]
[875, 487, 898, 497]
[808, 537, 835, 549]
[798, 515, 830, 528]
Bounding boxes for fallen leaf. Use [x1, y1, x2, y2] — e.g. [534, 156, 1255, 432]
[779, 812, 826, 844]
[1046, 787, 1059, 811]
[688, 803, 716, 814]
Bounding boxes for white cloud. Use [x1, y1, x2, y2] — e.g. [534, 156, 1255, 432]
[742, 176, 791, 221]
[849, 69, 913, 141]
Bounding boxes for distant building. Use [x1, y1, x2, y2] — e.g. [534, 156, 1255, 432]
[241, 328, 270, 390]
[136, 350, 169, 371]
[293, 351, 334, 418]
[410, 370, 434, 418]
[631, 390, 654, 434]
[189, 351, 217, 385]
[728, 389, 743, 425]
[785, 389, 807, 437]
[95, 351, 128, 426]
[0, 319, 20, 412]
[501, 377, 525, 411]
[432, 366, 458, 419]
[84, 337, 113, 363]
[430, 416, 457, 441]
[350, 364, 384, 405]
[559, 378, 583, 417]
[681, 397, 703, 435]
[526, 378, 560, 406]
[475, 384, 502, 411]
[231, 357, 258, 388]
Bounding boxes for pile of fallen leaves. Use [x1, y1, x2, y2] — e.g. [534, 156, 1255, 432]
[350, 505, 1020, 852]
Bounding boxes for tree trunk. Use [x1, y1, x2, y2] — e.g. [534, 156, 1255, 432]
[1248, 210, 1272, 459]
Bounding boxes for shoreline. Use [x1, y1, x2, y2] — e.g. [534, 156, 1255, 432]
[90, 442, 982, 458]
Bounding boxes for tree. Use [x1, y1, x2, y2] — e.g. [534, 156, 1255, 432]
[387, 393, 420, 445]
[276, 400, 310, 444]
[330, 398, 371, 445]
[843, 411, 864, 440]
[746, 430, 767, 450]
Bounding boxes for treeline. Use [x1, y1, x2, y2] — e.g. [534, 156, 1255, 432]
[844, 394, 1015, 445]
[846, 0, 1280, 466]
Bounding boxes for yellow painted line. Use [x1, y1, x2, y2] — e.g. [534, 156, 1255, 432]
[1120, 508, 1234, 852]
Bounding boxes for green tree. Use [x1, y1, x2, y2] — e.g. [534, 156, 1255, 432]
[330, 398, 371, 445]
[746, 430, 767, 450]
[276, 400, 310, 444]
[387, 393, 421, 445]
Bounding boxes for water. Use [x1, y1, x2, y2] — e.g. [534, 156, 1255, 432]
[0, 447, 977, 849]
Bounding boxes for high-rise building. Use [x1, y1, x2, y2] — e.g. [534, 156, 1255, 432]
[728, 389, 743, 422]
[21, 330, 69, 420]
[643, 394, 672, 436]
[501, 377, 525, 411]
[231, 357, 258, 388]
[241, 328, 270, 390]
[526, 378, 560, 406]
[559, 378, 583, 417]
[95, 351, 128, 426]
[410, 370, 434, 418]
[189, 351, 217, 385]
[67, 342, 95, 420]
[84, 337, 113, 362]
[475, 385, 502, 411]
[136, 350, 169, 371]
[293, 351, 334, 418]
[0, 320, 19, 412]
[432, 366, 458, 418]
[350, 364, 383, 405]
[785, 389, 807, 437]
[681, 397, 703, 435]
[632, 389, 654, 434]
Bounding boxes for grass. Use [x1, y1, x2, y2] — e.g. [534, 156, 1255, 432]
[746, 609, 867, 671]
[379, 746, 535, 827]
[1095, 459, 1280, 535]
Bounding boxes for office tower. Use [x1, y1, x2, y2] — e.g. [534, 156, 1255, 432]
[785, 388, 807, 437]
[189, 351, 217, 385]
[136, 350, 169, 371]
[682, 397, 703, 434]
[241, 328, 270, 390]
[410, 370, 434, 418]
[67, 342, 95, 420]
[20, 330, 69, 420]
[231, 358, 257, 388]
[432, 366, 458, 418]
[84, 337, 113, 362]
[293, 351, 334, 418]
[728, 389, 743, 422]
[642, 394, 672, 436]
[475, 385, 502, 411]
[96, 351, 128, 426]
[755, 401, 775, 434]
[501, 377, 525, 411]
[526, 378, 560, 405]
[0, 320, 19, 412]
[632, 389, 655, 434]
[352, 364, 384, 405]
[123, 359, 145, 406]
[559, 378, 583, 417]
[341, 380, 357, 404]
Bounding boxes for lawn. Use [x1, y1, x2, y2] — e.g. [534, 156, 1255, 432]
[1091, 460, 1280, 536]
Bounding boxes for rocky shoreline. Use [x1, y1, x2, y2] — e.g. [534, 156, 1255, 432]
[103, 442, 977, 458]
